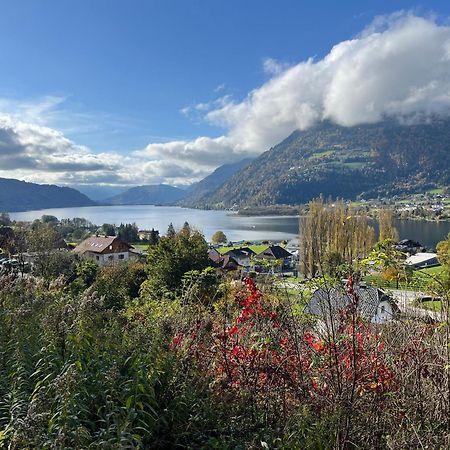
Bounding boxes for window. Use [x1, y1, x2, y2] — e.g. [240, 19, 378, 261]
[108, 255, 114, 261]
[119, 254, 124, 260]
[96, 256, 99, 261]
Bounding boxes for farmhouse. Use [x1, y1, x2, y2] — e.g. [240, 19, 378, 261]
[305, 285, 399, 325]
[74, 235, 135, 266]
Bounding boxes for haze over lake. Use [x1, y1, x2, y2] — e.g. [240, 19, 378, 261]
[9, 205, 450, 249]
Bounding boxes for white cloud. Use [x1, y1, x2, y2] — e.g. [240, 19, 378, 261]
[262, 57, 291, 75]
[135, 135, 249, 167]
[205, 14, 450, 153]
[143, 13, 450, 169]
[2, 13, 450, 188]
[0, 113, 215, 187]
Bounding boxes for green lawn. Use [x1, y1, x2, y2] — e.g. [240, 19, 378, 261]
[417, 266, 444, 276]
[342, 162, 365, 169]
[420, 300, 443, 312]
[364, 265, 443, 291]
[131, 242, 150, 251]
[308, 150, 334, 159]
[217, 244, 273, 255]
[426, 187, 445, 195]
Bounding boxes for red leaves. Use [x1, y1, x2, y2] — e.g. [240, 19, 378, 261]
[170, 276, 396, 418]
[169, 333, 183, 350]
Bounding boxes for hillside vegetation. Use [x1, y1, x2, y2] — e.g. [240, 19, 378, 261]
[0, 178, 96, 212]
[201, 120, 450, 207]
[180, 158, 253, 207]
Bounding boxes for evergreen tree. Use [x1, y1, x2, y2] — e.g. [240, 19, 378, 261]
[100, 223, 116, 236]
[148, 228, 160, 245]
[166, 222, 176, 238]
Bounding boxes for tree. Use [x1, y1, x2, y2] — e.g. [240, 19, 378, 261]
[434, 232, 450, 296]
[117, 223, 139, 243]
[41, 215, 59, 225]
[299, 198, 375, 277]
[142, 226, 209, 300]
[378, 208, 399, 241]
[148, 228, 160, 245]
[27, 222, 71, 281]
[181, 221, 191, 235]
[437, 232, 450, 267]
[166, 222, 176, 238]
[0, 226, 15, 253]
[92, 261, 147, 309]
[0, 212, 11, 227]
[211, 230, 227, 244]
[100, 223, 116, 236]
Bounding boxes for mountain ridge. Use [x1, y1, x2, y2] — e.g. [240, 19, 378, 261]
[197, 119, 450, 207]
[0, 178, 96, 212]
[104, 184, 187, 205]
[179, 158, 253, 207]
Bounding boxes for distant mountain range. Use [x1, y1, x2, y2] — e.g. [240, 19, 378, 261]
[196, 120, 450, 208]
[69, 184, 128, 202]
[3, 119, 449, 213]
[179, 158, 253, 207]
[103, 158, 253, 206]
[104, 184, 187, 205]
[0, 178, 96, 212]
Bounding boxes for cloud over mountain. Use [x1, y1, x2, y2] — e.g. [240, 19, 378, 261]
[138, 13, 450, 169]
[2, 13, 450, 186]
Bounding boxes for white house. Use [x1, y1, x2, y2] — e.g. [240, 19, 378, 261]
[73, 235, 135, 266]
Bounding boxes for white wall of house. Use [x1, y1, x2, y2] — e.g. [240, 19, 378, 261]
[85, 251, 130, 266]
[371, 300, 395, 324]
[234, 256, 251, 267]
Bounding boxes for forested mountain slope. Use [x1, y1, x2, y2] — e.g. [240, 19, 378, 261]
[180, 158, 253, 207]
[201, 120, 450, 207]
[0, 177, 96, 212]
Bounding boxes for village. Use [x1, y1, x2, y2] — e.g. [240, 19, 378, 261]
[0, 209, 446, 329]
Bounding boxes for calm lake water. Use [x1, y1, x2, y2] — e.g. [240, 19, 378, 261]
[9, 205, 450, 249]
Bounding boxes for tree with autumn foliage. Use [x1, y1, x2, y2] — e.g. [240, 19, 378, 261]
[299, 198, 375, 277]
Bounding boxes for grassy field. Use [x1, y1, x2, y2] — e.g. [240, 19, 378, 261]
[342, 162, 366, 169]
[426, 187, 445, 195]
[419, 300, 443, 312]
[364, 266, 443, 291]
[131, 242, 150, 251]
[217, 244, 273, 255]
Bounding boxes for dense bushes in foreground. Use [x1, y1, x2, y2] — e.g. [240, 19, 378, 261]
[1, 229, 450, 448]
[0, 268, 449, 449]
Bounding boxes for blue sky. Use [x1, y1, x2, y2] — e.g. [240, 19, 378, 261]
[1, 1, 450, 188]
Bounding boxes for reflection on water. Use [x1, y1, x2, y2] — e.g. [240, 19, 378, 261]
[10, 205, 450, 248]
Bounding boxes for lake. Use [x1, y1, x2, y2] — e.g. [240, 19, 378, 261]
[9, 205, 450, 249]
